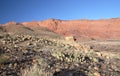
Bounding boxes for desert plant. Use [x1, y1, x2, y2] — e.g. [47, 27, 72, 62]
[0, 54, 10, 64]
[21, 64, 52, 76]
[51, 48, 100, 64]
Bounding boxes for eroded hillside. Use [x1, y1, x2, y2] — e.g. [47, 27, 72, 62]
[22, 18, 120, 40]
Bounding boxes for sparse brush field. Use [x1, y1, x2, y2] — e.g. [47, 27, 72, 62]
[0, 33, 120, 76]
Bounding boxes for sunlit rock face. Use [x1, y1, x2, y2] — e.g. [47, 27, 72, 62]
[5, 18, 120, 40]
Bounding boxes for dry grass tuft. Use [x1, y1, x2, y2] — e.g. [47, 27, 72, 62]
[21, 64, 52, 76]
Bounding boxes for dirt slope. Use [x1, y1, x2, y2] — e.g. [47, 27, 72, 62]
[3, 22, 33, 33]
[22, 18, 120, 40]
[1, 22, 60, 38]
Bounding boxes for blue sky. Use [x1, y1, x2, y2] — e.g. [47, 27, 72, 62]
[0, 0, 120, 24]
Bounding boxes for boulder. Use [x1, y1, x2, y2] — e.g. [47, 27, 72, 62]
[65, 36, 76, 42]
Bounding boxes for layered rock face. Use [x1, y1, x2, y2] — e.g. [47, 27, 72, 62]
[22, 18, 120, 40]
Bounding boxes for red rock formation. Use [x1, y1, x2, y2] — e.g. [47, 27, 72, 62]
[4, 22, 18, 26]
[22, 18, 120, 40]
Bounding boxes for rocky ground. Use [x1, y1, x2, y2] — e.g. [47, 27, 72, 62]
[0, 33, 120, 76]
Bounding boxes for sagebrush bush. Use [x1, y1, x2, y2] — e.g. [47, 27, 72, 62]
[21, 64, 52, 76]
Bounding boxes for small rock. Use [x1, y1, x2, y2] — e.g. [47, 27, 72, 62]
[9, 64, 12, 68]
[93, 72, 100, 76]
[32, 59, 38, 63]
[94, 67, 99, 71]
[69, 64, 75, 70]
[27, 42, 33, 46]
[64, 64, 69, 69]
[101, 64, 107, 70]
[55, 68, 61, 72]
[14, 63, 17, 68]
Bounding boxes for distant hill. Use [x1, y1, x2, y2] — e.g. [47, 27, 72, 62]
[22, 18, 120, 40]
[3, 22, 34, 34]
[1, 21, 61, 38]
[1, 18, 120, 40]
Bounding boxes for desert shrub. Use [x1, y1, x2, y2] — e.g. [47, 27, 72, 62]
[0, 45, 10, 65]
[21, 64, 52, 76]
[51, 49, 98, 63]
[0, 54, 10, 65]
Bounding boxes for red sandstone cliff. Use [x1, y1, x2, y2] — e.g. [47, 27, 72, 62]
[22, 18, 120, 40]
